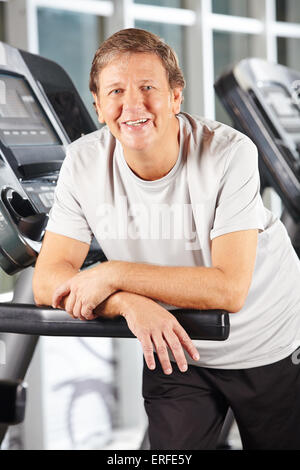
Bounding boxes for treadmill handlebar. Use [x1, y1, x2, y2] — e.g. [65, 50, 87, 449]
[0, 303, 230, 341]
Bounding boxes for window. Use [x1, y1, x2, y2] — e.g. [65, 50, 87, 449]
[214, 31, 260, 125]
[277, 37, 300, 70]
[212, 0, 259, 18]
[0, 2, 4, 41]
[134, 0, 183, 7]
[276, 0, 300, 23]
[37, 7, 104, 124]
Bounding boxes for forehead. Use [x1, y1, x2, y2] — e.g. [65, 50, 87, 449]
[99, 52, 168, 85]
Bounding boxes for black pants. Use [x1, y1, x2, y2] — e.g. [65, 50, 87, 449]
[142, 351, 300, 450]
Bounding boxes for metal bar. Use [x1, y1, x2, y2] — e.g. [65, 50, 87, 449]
[131, 4, 195, 26]
[28, 0, 113, 16]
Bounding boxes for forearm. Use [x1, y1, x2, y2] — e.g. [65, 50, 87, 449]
[33, 259, 136, 316]
[33, 261, 78, 307]
[115, 262, 236, 312]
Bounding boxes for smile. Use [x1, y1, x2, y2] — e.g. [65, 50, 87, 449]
[124, 118, 150, 127]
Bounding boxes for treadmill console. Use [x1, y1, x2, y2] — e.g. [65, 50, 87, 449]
[0, 74, 60, 147]
[215, 58, 300, 222]
[0, 42, 104, 274]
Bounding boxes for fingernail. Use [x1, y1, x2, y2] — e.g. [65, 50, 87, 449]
[165, 368, 172, 375]
[181, 364, 188, 372]
[193, 353, 200, 361]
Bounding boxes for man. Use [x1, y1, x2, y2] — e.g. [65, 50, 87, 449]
[33, 28, 300, 450]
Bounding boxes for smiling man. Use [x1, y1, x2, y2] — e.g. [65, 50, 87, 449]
[33, 29, 300, 450]
[94, 52, 182, 180]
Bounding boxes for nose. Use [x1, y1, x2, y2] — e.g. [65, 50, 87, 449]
[122, 87, 145, 113]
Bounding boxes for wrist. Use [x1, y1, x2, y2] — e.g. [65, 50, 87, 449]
[92, 291, 126, 317]
[105, 260, 125, 292]
[114, 291, 140, 318]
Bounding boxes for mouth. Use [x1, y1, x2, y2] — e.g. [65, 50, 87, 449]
[122, 118, 150, 127]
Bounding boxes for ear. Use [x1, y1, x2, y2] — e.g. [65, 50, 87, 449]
[171, 87, 183, 115]
[92, 92, 105, 124]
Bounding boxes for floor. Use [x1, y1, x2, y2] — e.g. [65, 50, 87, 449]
[226, 420, 243, 450]
[101, 420, 243, 451]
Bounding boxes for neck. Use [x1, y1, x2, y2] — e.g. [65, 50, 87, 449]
[122, 116, 180, 181]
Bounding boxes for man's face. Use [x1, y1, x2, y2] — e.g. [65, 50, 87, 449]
[93, 52, 182, 155]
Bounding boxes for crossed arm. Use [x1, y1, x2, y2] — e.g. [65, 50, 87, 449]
[33, 228, 258, 373]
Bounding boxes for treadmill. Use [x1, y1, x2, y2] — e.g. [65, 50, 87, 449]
[214, 58, 300, 254]
[214, 57, 300, 449]
[0, 42, 230, 448]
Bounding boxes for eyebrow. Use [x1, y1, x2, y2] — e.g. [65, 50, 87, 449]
[103, 79, 156, 90]
[103, 82, 122, 90]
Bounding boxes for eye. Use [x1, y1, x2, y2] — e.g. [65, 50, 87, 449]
[143, 85, 153, 91]
[111, 89, 122, 95]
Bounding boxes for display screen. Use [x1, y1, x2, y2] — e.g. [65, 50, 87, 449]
[0, 74, 61, 146]
[260, 83, 300, 133]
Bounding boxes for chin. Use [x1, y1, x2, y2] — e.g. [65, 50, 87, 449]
[122, 140, 151, 153]
[126, 146, 147, 153]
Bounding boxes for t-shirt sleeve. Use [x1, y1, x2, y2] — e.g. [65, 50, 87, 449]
[210, 138, 266, 240]
[45, 149, 93, 244]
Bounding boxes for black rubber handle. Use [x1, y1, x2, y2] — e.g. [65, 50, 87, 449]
[0, 303, 230, 341]
[0, 380, 27, 425]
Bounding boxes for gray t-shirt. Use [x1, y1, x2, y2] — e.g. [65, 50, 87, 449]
[46, 112, 300, 369]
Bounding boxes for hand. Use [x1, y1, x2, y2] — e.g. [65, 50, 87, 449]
[119, 292, 200, 374]
[52, 261, 118, 319]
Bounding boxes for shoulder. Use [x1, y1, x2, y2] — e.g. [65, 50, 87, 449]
[64, 125, 116, 171]
[178, 112, 256, 157]
[68, 124, 113, 149]
[180, 113, 258, 195]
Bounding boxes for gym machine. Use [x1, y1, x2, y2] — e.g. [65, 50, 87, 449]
[214, 57, 300, 449]
[0, 42, 230, 449]
[215, 58, 300, 251]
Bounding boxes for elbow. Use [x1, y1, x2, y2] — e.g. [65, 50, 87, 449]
[32, 271, 46, 306]
[33, 294, 44, 307]
[227, 298, 244, 314]
[32, 286, 43, 307]
[226, 289, 248, 314]
[215, 268, 251, 314]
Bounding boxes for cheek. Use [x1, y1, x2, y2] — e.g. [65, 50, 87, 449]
[151, 96, 173, 116]
[104, 102, 117, 119]
[98, 97, 121, 122]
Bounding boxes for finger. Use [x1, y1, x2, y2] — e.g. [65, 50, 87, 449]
[81, 302, 97, 320]
[52, 282, 71, 308]
[73, 298, 82, 319]
[174, 324, 200, 362]
[82, 311, 97, 320]
[65, 291, 77, 317]
[139, 335, 156, 371]
[152, 333, 173, 375]
[75, 300, 86, 321]
[163, 330, 188, 373]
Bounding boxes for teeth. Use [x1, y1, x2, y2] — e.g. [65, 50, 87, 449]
[125, 119, 148, 126]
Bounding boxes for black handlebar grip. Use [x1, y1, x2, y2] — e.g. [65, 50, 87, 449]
[0, 380, 27, 425]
